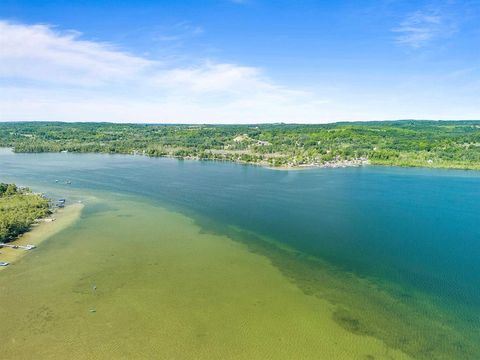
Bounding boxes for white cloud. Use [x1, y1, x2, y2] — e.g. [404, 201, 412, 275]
[0, 20, 333, 123]
[0, 20, 478, 123]
[0, 21, 154, 86]
[392, 10, 453, 48]
[154, 62, 303, 98]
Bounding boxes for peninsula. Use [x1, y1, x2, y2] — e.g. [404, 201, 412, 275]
[0, 183, 50, 243]
[0, 183, 84, 268]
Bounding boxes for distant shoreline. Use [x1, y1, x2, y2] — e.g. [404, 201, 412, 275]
[4, 147, 480, 172]
[3, 121, 480, 171]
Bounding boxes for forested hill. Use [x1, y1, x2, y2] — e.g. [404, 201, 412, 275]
[0, 184, 50, 243]
[1, 121, 480, 169]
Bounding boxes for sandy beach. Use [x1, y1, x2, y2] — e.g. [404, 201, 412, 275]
[0, 203, 84, 270]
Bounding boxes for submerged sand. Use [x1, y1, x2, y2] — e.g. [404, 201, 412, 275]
[0, 195, 412, 360]
[0, 203, 83, 270]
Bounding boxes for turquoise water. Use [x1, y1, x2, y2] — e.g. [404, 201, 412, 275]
[1, 150, 479, 358]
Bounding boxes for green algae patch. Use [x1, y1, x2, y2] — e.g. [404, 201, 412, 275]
[0, 195, 410, 360]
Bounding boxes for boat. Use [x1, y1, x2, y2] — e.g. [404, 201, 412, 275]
[0, 262, 9, 267]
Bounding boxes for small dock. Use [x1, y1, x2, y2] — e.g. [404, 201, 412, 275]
[0, 243, 37, 250]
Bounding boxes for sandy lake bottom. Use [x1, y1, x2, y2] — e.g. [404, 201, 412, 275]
[0, 194, 413, 360]
[1, 152, 479, 359]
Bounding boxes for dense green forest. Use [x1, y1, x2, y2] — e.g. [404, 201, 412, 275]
[1, 121, 480, 169]
[0, 183, 50, 243]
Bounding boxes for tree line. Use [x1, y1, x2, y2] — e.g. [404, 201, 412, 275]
[1, 121, 480, 169]
[0, 183, 50, 243]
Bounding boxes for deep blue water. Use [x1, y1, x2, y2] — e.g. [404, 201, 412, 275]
[2, 150, 480, 311]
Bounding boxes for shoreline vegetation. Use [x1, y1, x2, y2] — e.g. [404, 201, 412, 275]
[0, 183, 83, 269]
[0, 183, 50, 243]
[1, 120, 480, 170]
[0, 202, 83, 270]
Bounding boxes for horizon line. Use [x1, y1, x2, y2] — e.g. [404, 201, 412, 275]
[1, 119, 480, 126]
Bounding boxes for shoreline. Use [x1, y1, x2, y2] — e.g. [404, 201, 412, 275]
[4, 147, 480, 172]
[0, 203, 84, 270]
[266, 159, 370, 171]
[125, 151, 372, 171]
[4, 147, 371, 171]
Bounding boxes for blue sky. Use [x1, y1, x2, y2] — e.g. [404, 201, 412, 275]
[0, 0, 479, 123]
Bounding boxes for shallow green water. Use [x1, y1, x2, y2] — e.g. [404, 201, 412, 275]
[1, 150, 479, 359]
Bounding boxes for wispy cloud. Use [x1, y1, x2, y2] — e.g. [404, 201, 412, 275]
[0, 20, 326, 123]
[392, 9, 454, 48]
[1, 19, 478, 123]
[154, 21, 204, 42]
[0, 21, 153, 86]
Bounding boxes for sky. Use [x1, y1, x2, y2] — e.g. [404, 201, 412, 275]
[0, 0, 479, 123]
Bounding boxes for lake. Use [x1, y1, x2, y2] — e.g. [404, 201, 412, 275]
[1, 150, 479, 359]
